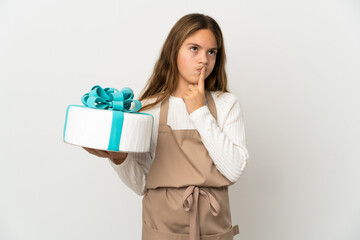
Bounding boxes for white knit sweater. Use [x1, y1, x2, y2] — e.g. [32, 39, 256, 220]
[108, 91, 249, 196]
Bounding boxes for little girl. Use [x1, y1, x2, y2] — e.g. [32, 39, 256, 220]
[84, 13, 249, 240]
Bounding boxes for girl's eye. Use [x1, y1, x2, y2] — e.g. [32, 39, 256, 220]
[190, 46, 198, 51]
[209, 50, 217, 55]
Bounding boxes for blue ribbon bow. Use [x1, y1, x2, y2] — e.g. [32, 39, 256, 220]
[80, 85, 143, 151]
[81, 85, 142, 112]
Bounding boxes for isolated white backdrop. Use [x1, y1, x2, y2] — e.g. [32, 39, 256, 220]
[1, 0, 359, 239]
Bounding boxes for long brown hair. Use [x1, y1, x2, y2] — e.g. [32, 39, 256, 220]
[138, 13, 229, 111]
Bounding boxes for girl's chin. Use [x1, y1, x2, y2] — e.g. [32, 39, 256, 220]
[180, 75, 201, 84]
[184, 79, 198, 85]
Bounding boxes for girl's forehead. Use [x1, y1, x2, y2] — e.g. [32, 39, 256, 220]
[183, 29, 218, 48]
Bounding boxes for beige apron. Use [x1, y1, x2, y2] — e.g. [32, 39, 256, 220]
[142, 91, 240, 240]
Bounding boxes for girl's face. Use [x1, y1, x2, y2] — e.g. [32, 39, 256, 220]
[176, 29, 218, 86]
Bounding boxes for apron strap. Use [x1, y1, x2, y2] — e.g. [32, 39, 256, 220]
[182, 186, 220, 240]
[205, 90, 217, 121]
[159, 91, 217, 126]
[159, 94, 170, 126]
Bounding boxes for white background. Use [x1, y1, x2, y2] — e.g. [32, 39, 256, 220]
[1, 0, 359, 239]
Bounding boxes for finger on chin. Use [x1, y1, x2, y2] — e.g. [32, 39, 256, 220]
[197, 67, 205, 88]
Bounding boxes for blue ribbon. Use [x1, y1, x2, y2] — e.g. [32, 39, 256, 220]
[81, 85, 142, 112]
[81, 85, 142, 151]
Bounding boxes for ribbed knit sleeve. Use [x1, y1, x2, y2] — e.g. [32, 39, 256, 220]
[107, 152, 151, 196]
[189, 93, 249, 183]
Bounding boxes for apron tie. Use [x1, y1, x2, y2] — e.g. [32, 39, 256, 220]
[182, 186, 220, 240]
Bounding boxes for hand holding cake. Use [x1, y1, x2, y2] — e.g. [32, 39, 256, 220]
[83, 147, 128, 165]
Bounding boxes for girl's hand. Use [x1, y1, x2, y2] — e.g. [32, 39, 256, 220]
[182, 66, 206, 114]
[82, 147, 128, 165]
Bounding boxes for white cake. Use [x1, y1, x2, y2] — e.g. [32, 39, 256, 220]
[63, 105, 154, 152]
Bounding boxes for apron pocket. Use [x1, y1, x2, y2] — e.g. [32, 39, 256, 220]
[142, 220, 189, 240]
[143, 221, 239, 240]
[201, 225, 240, 240]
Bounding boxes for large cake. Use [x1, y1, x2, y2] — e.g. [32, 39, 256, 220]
[63, 85, 154, 152]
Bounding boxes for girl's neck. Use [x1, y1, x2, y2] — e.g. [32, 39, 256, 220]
[171, 78, 190, 98]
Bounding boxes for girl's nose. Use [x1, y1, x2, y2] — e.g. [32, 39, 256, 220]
[199, 51, 208, 65]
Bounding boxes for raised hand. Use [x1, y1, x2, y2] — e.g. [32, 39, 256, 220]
[182, 66, 206, 114]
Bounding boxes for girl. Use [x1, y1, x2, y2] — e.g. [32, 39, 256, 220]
[84, 13, 249, 240]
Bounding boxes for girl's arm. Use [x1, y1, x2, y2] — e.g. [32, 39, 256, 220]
[83, 147, 151, 195]
[189, 93, 249, 183]
[107, 152, 153, 196]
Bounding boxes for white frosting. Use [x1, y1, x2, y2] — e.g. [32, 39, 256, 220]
[64, 106, 154, 152]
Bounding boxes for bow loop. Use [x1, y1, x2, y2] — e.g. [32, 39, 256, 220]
[199, 189, 220, 216]
[183, 186, 196, 211]
[182, 186, 221, 240]
[81, 85, 142, 112]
